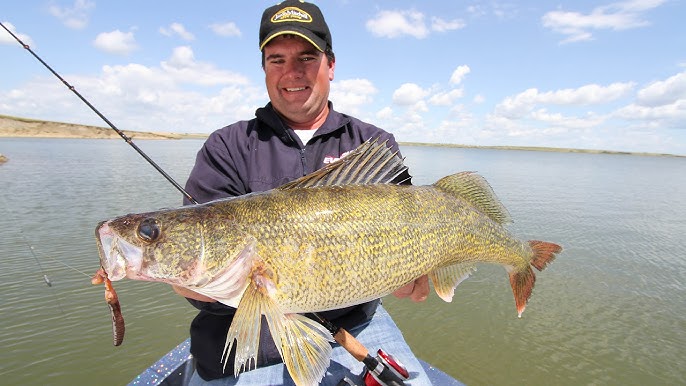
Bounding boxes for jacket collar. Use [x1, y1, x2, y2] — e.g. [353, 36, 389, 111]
[255, 101, 352, 142]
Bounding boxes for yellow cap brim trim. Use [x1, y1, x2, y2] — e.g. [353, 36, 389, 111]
[259, 30, 324, 52]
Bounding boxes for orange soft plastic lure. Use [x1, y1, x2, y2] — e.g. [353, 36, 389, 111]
[92, 268, 125, 346]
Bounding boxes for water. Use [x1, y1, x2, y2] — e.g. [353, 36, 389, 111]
[1, 138, 684, 385]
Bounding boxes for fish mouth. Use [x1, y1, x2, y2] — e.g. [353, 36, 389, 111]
[95, 221, 143, 281]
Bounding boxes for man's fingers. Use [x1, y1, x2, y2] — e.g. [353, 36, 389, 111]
[393, 275, 430, 302]
[410, 275, 430, 302]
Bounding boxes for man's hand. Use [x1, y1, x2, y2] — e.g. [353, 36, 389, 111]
[393, 275, 430, 302]
[171, 284, 217, 303]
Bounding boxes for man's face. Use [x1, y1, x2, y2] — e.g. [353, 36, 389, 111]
[263, 35, 335, 127]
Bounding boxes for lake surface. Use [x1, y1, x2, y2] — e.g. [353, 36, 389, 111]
[0, 138, 684, 385]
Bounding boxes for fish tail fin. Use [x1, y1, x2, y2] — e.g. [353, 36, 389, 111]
[528, 240, 562, 271]
[508, 265, 536, 318]
[429, 263, 476, 302]
[508, 240, 562, 317]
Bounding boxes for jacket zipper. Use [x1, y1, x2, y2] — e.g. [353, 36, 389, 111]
[300, 148, 307, 176]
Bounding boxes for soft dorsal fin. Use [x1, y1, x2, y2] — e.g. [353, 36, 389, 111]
[433, 172, 512, 224]
[278, 139, 409, 190]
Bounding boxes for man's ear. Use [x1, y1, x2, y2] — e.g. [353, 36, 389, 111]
[328, 60, 335, 81]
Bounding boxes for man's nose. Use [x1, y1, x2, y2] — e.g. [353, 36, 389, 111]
[285, 60, 305, 78]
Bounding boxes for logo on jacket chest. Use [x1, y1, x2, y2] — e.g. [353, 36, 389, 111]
[322, 150, 352, 164]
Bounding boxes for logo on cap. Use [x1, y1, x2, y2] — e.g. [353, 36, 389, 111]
[271, 7, 313, 23]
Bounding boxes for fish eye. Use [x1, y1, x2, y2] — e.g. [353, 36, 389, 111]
[137, 218, 161, 242]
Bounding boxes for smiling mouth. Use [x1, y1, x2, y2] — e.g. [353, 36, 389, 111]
[285, 87, 307, 92]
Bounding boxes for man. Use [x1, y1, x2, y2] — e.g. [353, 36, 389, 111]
[173, 1, 431, 384]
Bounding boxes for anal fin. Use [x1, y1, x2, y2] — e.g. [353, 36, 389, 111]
[429, 263, 476, 302]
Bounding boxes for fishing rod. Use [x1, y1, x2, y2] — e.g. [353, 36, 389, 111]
[0, 22, 198, 205]
[3, 22, 408, 385]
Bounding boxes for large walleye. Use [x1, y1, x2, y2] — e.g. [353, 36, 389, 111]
[94, 140, 561, 385]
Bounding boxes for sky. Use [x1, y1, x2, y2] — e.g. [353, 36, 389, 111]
[1, 0, 685, 155]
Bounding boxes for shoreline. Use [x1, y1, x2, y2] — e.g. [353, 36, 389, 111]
[1, 114, 683, 158]
[398, 141, 685, 158]
[0, 114, 205, 140]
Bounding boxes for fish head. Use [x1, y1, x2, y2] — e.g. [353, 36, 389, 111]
[95, 207, 210, 285]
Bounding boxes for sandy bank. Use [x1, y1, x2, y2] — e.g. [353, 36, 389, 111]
[0, 114, 205, 140]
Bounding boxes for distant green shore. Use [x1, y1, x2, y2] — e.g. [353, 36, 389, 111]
[0, 114, 683, 158]
[398, 142, 685, 158]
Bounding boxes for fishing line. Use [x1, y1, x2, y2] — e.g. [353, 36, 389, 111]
[0, 193, 102, 287]
[0, 195, 50, 284]
[0, 194, 68, 314]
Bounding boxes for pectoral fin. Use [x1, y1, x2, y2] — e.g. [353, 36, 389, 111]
[429, 263, 476, 302]
[222, 279, 263, 375]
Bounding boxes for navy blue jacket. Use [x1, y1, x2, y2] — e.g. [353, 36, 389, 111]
[183, 102, 408, 381]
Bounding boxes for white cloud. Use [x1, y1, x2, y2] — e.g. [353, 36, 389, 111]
[376, 106, 394, 121]
[330, 78, 378, 115]
[0, 22, 34, 46]
[542, 0, 667, 43]
[93, 30, 138, 56]
[392, 83, 430, 106]
[495, 82, 635, 118]
[160, 46, 249, 86]
[366, 10, 429, 39]
[428, 89, 464, 106]
[635, 70, 686, 107]
[431, 17, 465, 32]
[209, 22, 242, 37]
[365, 9, 466, 39]
[159, 23, 195, 41]
[449, 65, 471, 85]
[614, 99, 686, 122]
[530, 109, 606, 129]
[479, 71, 686, 153]
[48, 0, 95, 30]
[543, 83, 635, 104]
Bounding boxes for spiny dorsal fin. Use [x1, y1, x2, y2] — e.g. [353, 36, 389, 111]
[278, 139, 409, 190]
[433, 172, 512, 224]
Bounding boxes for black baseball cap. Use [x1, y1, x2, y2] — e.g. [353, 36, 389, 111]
[259, 0, 332, 52]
